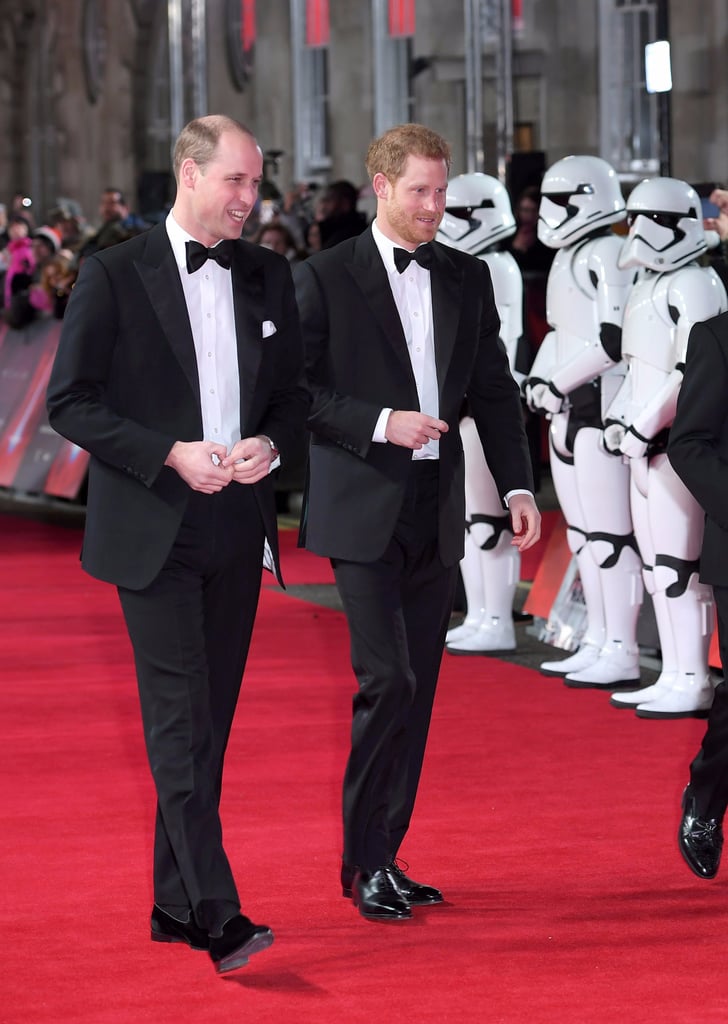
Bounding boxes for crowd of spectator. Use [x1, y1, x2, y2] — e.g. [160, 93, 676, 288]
[0, 177, 377, 330]
[0, 187, 152, 329]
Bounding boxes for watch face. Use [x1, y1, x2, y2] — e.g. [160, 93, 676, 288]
[225, 0, 255, 92]
[82, 0, 108, 103]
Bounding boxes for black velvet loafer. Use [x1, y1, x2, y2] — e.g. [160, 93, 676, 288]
[151, 905, 209, 950]
[208, 914, 274, 974]
[678, 787, 724, 880]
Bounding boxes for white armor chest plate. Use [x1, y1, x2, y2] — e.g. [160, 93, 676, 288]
[483, 250, 523, 369]
[546, 241, 601, 359]
[620, 274, 678, 406]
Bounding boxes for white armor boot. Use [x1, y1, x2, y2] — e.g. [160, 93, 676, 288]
[564, 638, 640, 687]
[564, 504, 643, 687]
[447, 512, 519, 653]
[540, 638, 604, 677]
[636, 671, 713, 718]
[611, 589, 677, 708]
[446, 529, 486, 643]
[635, 573, 715, 718]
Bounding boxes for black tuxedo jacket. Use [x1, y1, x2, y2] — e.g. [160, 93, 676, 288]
[47, 222, 309, 590]
[294, 227, 532, 566]
[668, 310, 728, 586]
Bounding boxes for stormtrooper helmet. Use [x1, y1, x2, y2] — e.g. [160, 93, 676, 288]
[618, 176, 708, 271]
[436, 173, 516, 254]
[538, 155, 626, 248]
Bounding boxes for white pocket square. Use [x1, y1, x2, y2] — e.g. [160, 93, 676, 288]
[262, 320, 277, 338]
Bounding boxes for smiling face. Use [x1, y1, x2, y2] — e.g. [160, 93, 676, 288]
[373, 154, 448, 249]
[174, 129, 263, 246]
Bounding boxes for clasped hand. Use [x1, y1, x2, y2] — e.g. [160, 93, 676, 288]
[165, 438, 274, 493]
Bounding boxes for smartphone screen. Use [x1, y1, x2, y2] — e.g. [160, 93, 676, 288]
[701, 197, 720, 219]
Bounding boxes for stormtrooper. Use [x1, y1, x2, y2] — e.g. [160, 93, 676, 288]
[603, 176, 727, 718]
[436, 172, 524, 652]
[524, 155, 644, 687]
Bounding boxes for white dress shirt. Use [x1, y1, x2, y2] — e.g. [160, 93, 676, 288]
[166, 212, 241, 452]
[371, 220, 439, 460]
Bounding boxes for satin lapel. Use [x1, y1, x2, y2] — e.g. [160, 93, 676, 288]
[345, 231, 415, 382]
[430, 242, 464, 397]
[231, 244, 266, 434]
[135, 225, 199, 398]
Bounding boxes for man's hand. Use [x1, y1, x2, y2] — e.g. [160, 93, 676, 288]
[704, 188, 728, 241]
[602, 422, 627, 454]
[619, 426, 648, 460]
[221, 435, 278, 484]
[385, 410, 449, 449]
[508, 493, 541, 552]
[165, 441, 233, 493]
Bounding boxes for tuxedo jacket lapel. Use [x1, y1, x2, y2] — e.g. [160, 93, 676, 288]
[346, 231, 416, 387]
[345, 231, 465, 406]
[135, 224, 200, 403]
[430, 242, 464, 400]
[231, 244, 266, 434]
[134, 226, 268, 438]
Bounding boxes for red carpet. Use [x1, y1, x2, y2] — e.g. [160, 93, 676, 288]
[3, 514, 727, 1024]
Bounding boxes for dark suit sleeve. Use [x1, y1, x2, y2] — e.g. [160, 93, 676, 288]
[668, 317, 728, 531]
[465, 259, 534, 497]
[46, 255, 177, 486]
[293, 258, 383, 457]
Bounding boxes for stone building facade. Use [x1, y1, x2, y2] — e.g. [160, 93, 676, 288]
[0, 0, 726, 228]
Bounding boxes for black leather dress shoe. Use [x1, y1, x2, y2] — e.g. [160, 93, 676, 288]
[151, 905, 209, 950]
[208, 914, 274, 974]
[386, 861, 444, 905]
[352, 868, 412, 920]
[342, 860, 443, 905]
[678, 788, 724, 880]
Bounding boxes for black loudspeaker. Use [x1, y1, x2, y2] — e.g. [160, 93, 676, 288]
[137, 171, 174, 220]
[506, 151, 547, 202]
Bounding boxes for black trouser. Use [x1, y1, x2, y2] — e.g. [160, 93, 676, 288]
[118, 485, 265, 934]
[332, 461, 458, 871]
[689, 585, 728, 819]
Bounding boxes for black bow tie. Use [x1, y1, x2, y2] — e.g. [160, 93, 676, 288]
[185, 239, 234, 274]
[393, 243, 434, 274]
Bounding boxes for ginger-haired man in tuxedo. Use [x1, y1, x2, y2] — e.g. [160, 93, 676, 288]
[294, 123, 540, 921]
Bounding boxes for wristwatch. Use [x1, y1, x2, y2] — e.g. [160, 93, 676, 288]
[258, 435, 279, 459]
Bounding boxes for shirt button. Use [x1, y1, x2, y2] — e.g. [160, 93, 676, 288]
[210, 388, 215, 395]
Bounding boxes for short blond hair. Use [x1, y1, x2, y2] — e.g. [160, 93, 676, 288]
[172, 115, 256, 182]
[365, 123, 451, 184]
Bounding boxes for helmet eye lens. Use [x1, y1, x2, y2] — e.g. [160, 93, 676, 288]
[446, 200, 495, 220]
[627, 210, 686, 230]
[543, 183, 595, 208]
[544, 193, 572, 208]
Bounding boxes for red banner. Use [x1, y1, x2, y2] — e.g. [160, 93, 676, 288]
[306, 0, 330, 46]
[0, 319, 88, 499]
[242, 0, 255, 51]
[389, 0, 415, 38]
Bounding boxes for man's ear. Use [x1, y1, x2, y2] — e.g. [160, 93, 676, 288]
[180, 158, 198, 190]
[372, 172, 390, 201]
